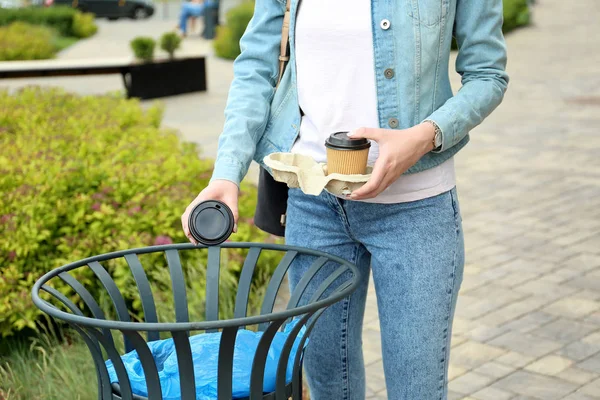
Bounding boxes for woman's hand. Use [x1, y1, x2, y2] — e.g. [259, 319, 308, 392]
[181, 180, 239, 244]
[348, 123, 436, 200]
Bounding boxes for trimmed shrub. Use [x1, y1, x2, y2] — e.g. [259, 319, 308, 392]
[160, 31, 182, 59]
[214, 1, 254, 60]
[0, 6, 97, 38]
[0, 87, 281, 337]
[503, 0, 531, 33]
[131, 36, 156, 62]
[71, 11, 97, 38]
[0, 22, 56, 61]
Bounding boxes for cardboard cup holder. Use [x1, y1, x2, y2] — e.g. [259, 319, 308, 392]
[263, 153, 372, 197]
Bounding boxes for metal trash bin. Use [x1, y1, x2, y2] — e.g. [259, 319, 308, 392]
[32, 242, 360, 399]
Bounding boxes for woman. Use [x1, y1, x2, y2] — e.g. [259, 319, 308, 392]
[182, 0, 508, 398]
[176, 0, 207, 37]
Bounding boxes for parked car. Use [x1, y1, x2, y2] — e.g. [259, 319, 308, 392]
[51, 0, 154, 20]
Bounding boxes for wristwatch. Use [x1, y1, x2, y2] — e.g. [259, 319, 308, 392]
[424, 119, 442, 150]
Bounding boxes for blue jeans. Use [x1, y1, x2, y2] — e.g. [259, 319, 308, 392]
[285, 188, 465, 400]
[178, 2, 207, 35]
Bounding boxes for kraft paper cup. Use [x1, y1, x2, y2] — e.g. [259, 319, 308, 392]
[325, 132, 371, 175]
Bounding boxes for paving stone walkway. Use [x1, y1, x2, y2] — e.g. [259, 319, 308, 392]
[1, 0, 599, 398]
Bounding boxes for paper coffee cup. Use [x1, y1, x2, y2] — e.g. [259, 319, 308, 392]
[325, 132, 371, 175]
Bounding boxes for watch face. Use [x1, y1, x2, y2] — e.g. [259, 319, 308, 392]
[435, 132, 442, 147]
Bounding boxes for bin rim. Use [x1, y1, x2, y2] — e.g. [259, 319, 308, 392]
[32, 242, 360, 332]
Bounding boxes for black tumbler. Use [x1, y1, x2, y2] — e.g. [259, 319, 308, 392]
[188, 200, 234, 246]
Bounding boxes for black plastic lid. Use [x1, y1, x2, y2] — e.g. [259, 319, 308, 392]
[325, 132, 371, 151]
[188, 200, 234, 246]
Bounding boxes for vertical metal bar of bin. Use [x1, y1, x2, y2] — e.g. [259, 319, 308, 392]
[286, 256, 329, 309]
[88, 261, 133, 352]
[289, 280, 355, 399]
[81, 326, 115, 400]
[274, 312, 312, 399]
[172, 330, 197, 400]
[125, 254, 160, 342]
[217, 326, 239, 400]
[259, 251, 298, 332]
[58, 272, 116, 349]
[205, 246, 221, 332]
[234, 247, 261, 325]
[40, 286, 113, 400]
[249, 319, 286, 399]
[88, 329, 135, 400]
[165, 250, 190, 325]
[123, 331, 164, 400]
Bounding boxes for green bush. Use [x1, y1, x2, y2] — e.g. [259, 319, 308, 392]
[160, 31, 182, 59]
[503, 0, 531, 33]
[71, 11, 97, 38]
[130, 36, 156, 62]
[0, 22, 56, 61]
[0, 6, 73, 36]
[0, 87, 281, 337]
[0, 6, 97, 38]
[214, 1, 254, 60]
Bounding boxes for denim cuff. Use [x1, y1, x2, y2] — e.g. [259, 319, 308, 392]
[210, 156, 246, 188]
[424, 106, 458, 154]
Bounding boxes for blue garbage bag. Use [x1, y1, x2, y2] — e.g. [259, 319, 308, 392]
[106, 320, 307, 400]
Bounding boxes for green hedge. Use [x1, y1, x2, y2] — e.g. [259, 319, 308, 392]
[0, 22, 56, 61]
[0, 6, 97, 38]
[0, 87, 280, 337]
[214, 1, 254, 60]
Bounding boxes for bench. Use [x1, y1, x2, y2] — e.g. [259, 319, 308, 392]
[0, 56, 207, 100]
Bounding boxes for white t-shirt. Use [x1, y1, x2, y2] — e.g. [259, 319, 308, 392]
[291, 0, 456, 204]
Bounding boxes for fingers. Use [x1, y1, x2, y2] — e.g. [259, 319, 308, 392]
[348, 127, 383, 141]
[181, 209, 198, 245]
[227, 200, 239, 233]
[350, 159, 387, 200]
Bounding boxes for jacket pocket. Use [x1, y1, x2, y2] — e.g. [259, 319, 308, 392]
[406, 0, 450, 27]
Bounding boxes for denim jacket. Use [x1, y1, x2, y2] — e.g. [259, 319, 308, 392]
[211, 0, 509, 186]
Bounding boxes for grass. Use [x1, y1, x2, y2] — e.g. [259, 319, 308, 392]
[53, 35, 79, 52]
[0, 328, 97, 400]
[0, 332, 312, 400]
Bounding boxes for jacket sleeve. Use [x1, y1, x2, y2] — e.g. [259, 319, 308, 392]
[210, 0, 285, 186]
[426, 0, 509, 153]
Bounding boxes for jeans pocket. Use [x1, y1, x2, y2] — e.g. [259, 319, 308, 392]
[449, 187, 462, 223]
[406, 0, 450, 27]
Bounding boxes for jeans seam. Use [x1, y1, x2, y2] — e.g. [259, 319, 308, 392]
[340, 244, 360, 400]
[325, 194, 352, 236]
[439, 190, 461, 399]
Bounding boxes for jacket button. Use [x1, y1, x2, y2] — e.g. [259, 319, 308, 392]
[380, 19, 391, 30]
[384, 68, 394, 79]
[388, 118, 399, 128]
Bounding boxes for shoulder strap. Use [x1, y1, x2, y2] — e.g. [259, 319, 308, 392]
[276, 0, 292, 89]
